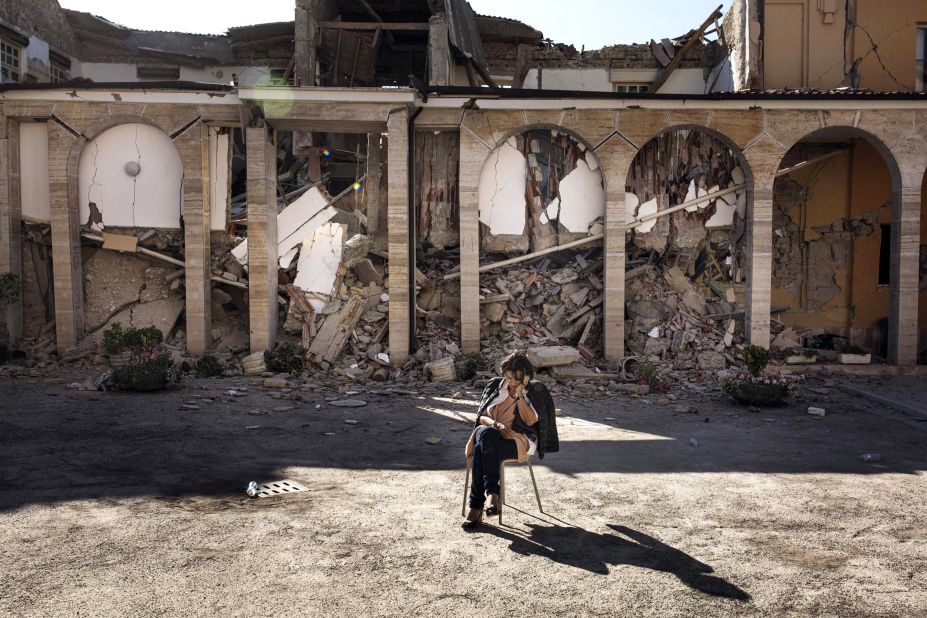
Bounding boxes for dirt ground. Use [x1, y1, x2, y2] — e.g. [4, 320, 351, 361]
[1, 370, 925, 617]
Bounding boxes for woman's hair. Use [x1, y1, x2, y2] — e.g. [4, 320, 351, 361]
[500, 350, 535, 381]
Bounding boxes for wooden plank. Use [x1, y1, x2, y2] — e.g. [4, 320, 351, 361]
[320, 21, 429, 31]
[649, 6, 722, 93]
[307, 295, 366, 366]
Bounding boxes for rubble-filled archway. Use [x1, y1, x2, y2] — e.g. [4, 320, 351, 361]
[769, 126, 902, 363]
[623, 125, 753, 367]
[473, 124, 608, 367]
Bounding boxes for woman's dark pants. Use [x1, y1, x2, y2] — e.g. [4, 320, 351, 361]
[469, 426, 518, 509]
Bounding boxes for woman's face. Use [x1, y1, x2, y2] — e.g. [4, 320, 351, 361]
[503, 370, 528, 388]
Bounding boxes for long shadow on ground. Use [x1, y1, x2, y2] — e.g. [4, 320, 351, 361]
[481, 522, 750, 600]
[0, 379, 924, 512]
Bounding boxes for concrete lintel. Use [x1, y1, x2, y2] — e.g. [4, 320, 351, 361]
[245, 126, 279, 353]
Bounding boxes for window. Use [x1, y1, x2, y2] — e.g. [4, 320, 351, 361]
[49, 51, 70, 84]
[614, 83, 649, 94]
[878, 224, 892, 285]
[1, 37, 22, 83]
[918, 27, 927, 92]
[137, 65, 180, 80]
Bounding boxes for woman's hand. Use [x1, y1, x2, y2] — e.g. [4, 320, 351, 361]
[514, 375, 529, 397]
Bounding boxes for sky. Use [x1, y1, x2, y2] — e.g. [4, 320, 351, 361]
[58, 0, 729, 49]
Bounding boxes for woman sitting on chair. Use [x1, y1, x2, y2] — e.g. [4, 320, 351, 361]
[462, 351, 541, 529]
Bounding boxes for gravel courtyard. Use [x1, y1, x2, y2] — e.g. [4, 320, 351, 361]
[1, 372, 925, 616]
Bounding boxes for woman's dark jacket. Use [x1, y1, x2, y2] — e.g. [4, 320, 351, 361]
[474, 377, 559, 459]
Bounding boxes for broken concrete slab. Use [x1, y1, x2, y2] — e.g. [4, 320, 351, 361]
[293, 222, 347, 312]
[696, 351, 726, 371]
[82, 249, 150, 331]
[231, 186, 337, 267]
[526, 345, 580, 368]
[342, 234, 372, 268]
[139, 267, 171, 303]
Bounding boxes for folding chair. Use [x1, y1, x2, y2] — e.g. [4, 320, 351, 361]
[462, 456, 543, 525]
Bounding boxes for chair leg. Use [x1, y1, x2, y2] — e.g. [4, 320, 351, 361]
[527, 458, 543, 513]
[498, 461, 505, 525]
[462, 457, 470, 517]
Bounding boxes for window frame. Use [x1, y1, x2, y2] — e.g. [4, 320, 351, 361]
[0, 36, 23, 84]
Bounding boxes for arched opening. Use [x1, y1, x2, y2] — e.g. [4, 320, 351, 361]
[770, 127, 900, 363]
[623, 126, 751, 369]
[467, 124, 607, 368]
[78, 123, 183, 230]
[75, 122, 187, 338]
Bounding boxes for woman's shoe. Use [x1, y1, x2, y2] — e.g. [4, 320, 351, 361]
[485, 494, 500, 517]
[461, 508, 483, 530]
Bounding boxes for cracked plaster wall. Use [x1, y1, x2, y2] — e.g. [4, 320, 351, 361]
[772, 139, 898, 340]
[77, 123, 183, 230]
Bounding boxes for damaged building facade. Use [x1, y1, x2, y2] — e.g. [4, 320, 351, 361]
[0, 0, 925, 378]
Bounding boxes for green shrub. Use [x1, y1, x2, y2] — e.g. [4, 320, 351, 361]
[103, 323, 164, 355]
[721, 375, 790, 406]
[265, 341, 304, 374]
[742, 345, 772, 377]
[456, 352, 487, 380]
[103, 322, 130, 354]
[113, 353, 181, 391]
[630, 359, 666, 389]
[197, 354, 224, 377]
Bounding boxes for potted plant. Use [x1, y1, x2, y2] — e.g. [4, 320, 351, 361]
[837, 343, 871, 365]
[722, 345, 791, 406]
[113, 348, 181, 391]
[102, 323, 132, 367]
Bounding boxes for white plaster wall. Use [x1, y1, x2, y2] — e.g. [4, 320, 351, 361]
[208, 128, 229, 231]
[75, 62, 273, 85]
[78, 123, 183, 229]
[77, 62, 138, 83]
[523, 68, 612, 91]
[478, 137, 527, 235]
[661, 68, 707, 94]
[19, 122, 50, 223]
[555, 157, 605, 232]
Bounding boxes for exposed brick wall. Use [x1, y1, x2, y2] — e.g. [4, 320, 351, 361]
[485, 40, 724, 75]
[0, 0, 78, 55]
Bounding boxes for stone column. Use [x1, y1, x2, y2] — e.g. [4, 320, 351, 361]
[386, 108, 411, 365]
[177, 123, 211, 357]
[888, 143, 926, 365]
[427, 15, 451, 86]
[0, 119, 22, 343]
[742, 137, 784, 349]
[595, 137, 635, 361]
[47, 121, 84, 354]
[457, 127, 486, 354]
[245, 126, 278, 353]
[365, 132, 383, 237]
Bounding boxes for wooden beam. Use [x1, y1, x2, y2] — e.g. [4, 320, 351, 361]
[649, 5, 722, 93]
[320, 21, 429, 31]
